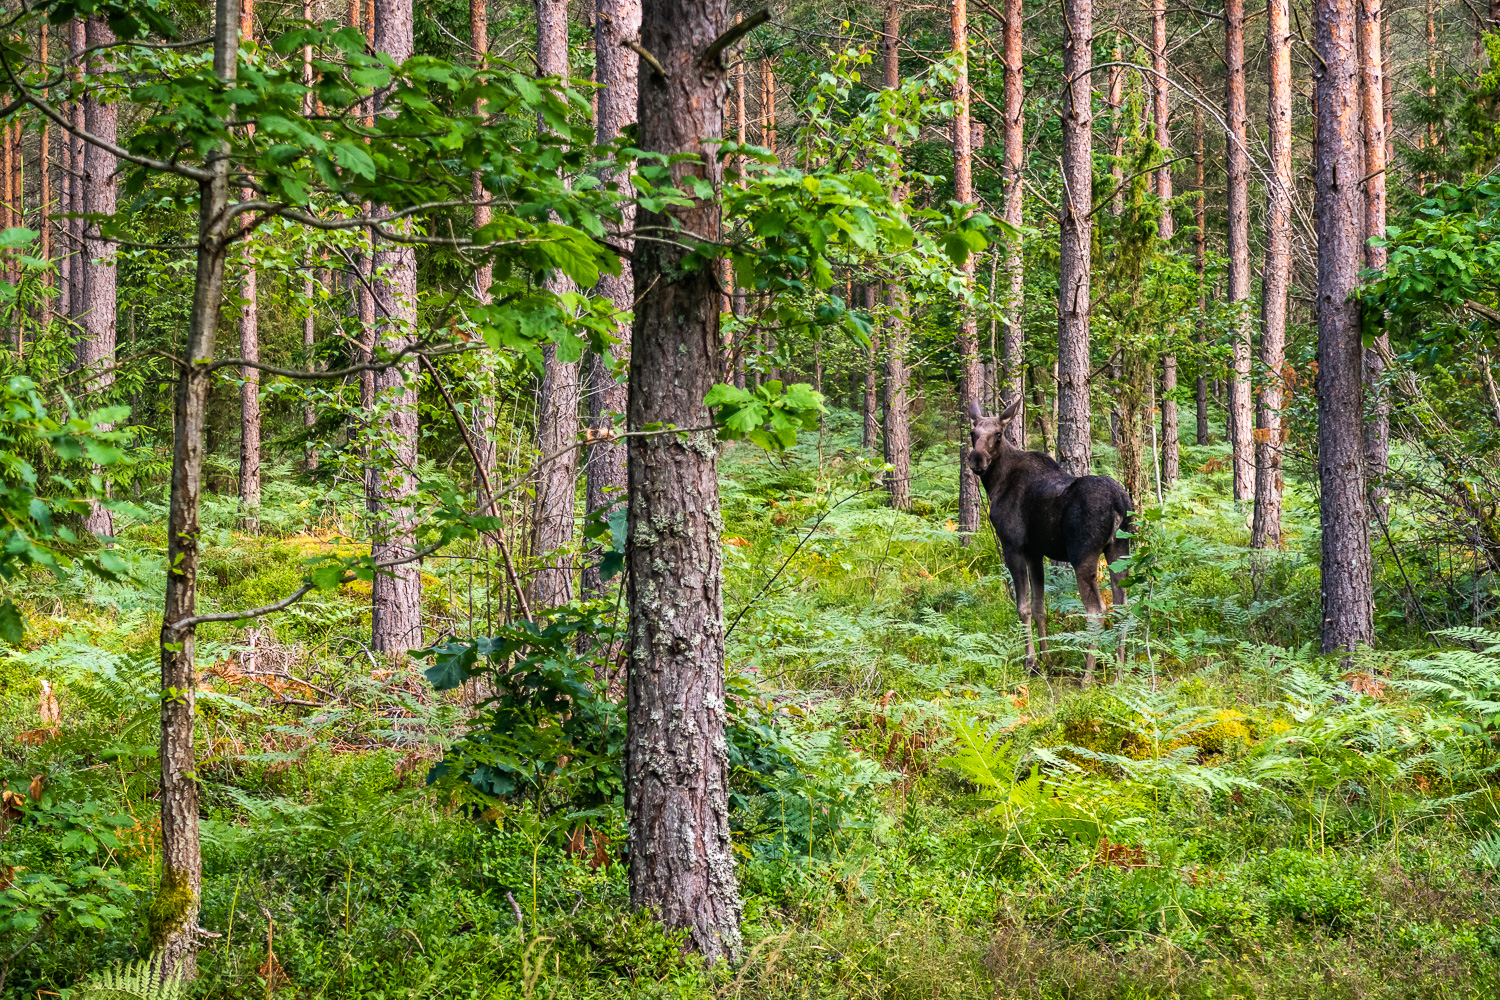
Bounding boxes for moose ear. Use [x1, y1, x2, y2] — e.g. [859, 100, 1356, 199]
[966, 400, 983, 423]
[999, 396, 1022, 424]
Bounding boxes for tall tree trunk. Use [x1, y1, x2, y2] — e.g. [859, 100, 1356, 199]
[531, 0, 581, 609]
[1254, 0, 1293, 549]
[1194, 82, 1209, 446]
[627, 0, 742, 960]
[952, 0, 983, 531]
[68, 19, 83, 332]
[156, 2, 242, 979]
[1057, 0, 1093, 476]
[468, 0, 499, 517]
[302, 8, 319, 473]
[38, 24, 50, 333]
[81, 16, 118, 537]
[1359, 0, 1389, 508]
[881, 0, 912, 508]
[1225, 0, 1254, 500]
[1154, 0, 1179, 490]
[583, 0, 641, 599]
[1001, 0, 1025, 448]
[1314, 0, 1374, 654]
[863, 284, 880, 450]
[238, 0, 261, 533]
[369, 0, 423, 653]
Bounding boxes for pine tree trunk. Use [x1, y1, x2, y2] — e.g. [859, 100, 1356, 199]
[1194, 87, 1209, 446]
[238, 0, 260, 533]
[627, 0, 742, 960]
[1154, 0, 1179, 489]
[881, 0, 911, 508]
[369, 0, 423, 653]
[952, 0, 983, 531]
[38, 25, 50, 333]
[1001, 0, 1025, 448]
[1225, 0, 1254, 500]
[68, 18, 84, 331]
[583, 0, 641, 599]
[1359, 0, 1389, 508]
[531, 0, 581, 609]
[155, 1, 242, 978]
[81, 16, 118, 537]
[302, 0, 319, 473]
[863, 285, 880, 450]
[1314, 0, 1374, 654]
[1057, 0, 1093, 476]
[1254, 0, 1293, 549]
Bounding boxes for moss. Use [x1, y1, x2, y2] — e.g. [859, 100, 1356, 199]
[146, 866, 198, 949]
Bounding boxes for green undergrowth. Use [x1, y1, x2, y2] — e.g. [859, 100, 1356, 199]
[4, 408, 1500, 998]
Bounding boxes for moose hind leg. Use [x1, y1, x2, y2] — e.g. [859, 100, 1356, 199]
[1005, 551, 1036, 672]
[1028, 557, 1047, 666]
[1074, 555, 1105, 686]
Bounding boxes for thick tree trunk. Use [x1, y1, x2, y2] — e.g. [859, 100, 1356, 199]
[583, 0, 641, 599]
[1225, 0, 1254, 500]
[1057, 0, 1093, 476]
[155, 2, 241, 979]
[1001, 0, 1025, 448]
[1314, 0, 1375, 654]
[238, 1, 260, 532]
[81, 17, 118, 537]
[1359, 0, 1389, 506]
[1254, 0, 1293, 549]
[1154, 0, 1179, 489]
[369, 0, 423, 653]
[952, 0, 983, 531]
[531, 0, 581, 609]
[627, 0, 742, 961]
[1193, 87, 1209, 446]
[881, 1, 912, 508]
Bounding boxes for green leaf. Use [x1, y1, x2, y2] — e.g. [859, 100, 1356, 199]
[0, 598, 25, 644]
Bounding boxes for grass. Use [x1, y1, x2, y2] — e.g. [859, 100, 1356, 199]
[4, 407, 1500, 998]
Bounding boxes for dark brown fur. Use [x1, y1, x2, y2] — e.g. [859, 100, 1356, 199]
[967, 399, 1133, 680]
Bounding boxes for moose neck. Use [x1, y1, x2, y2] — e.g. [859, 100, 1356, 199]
[975, 444, 1020, 500]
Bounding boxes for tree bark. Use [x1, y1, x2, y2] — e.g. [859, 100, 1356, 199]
[1001, 0, 1025, 448]
[531, 0, 581, 609]
[583, 0, 641, 599]
[238, 0, 260, 533]
[1225, 0, 1254, 500]
[1359, 0, 1389, 507]
[952, 0, 983, 531]
[881, 0, 912, 508]
[1314, 0, 1375, 654]
[1154, 0, 1179, 490]
[1057, 0, 1093, 476]
[38, 24, 50, 334]
[863, 284, 881, 450]
[81, 17, 118, 537]
[68, 19, 84, 332]
[155, 1, 242, 978]
[1193, 83, 1209, 446]
[1254, 0, 1293, 549]
[301, 2, 319, 473]
[369, 0, 423, 653]
[627, 0, 742, 961]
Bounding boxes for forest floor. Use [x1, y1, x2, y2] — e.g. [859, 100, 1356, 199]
[5, 409, 1500, 999]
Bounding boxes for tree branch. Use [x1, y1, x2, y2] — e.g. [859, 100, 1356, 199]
[701, 9, 770, 69]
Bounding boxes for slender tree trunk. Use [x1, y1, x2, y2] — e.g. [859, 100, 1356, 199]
[369, 0, 423, 653]
[531, 0, 581, 609]
[583, 0, 641, 599]
[862, 285, 880, 450]
[38, 24, 50, 333]
[1001, 0, 1025, 448]
[1254, 0, 1293, 549]
[1154, 0, 1179, 489]
[238, 0, 261, 533]
[1194, 85, 1209, 446]
[467, 0, 500, 518]
[81, 17, 118, 537]
[881, 0, 912, 508]
[1057, 0, 1093, 476]
[1225, 0, 1254, 500]
[155, 2, 242, 980]
[302, 11, 319, 472]
[952, 0, 983, 531]
[627, 0, 742, 960]
[1359, 0, 1389, 508]
[68, 19, 84, 332]
[1314, 0, 1374, 654]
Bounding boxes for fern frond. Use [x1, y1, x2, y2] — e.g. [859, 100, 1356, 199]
[76, 960, 184, 1000]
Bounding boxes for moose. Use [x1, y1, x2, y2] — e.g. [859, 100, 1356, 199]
[966, 398, 1134, 682]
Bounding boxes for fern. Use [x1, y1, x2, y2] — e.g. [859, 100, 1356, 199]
[75, 960, 184, 1000]
[1396, 629, 1500, 731]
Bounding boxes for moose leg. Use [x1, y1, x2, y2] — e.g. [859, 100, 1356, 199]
[1105, 541, 1128, 676]
[1005, 551, 1036, 672]
[1028, 557, 1047, 666]
[1074, 554, 1105, 686]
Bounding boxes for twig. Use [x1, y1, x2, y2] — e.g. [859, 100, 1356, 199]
[506, 891, 525, 930]
[624, 38, 667, 79]
[701, 9, 770, 69]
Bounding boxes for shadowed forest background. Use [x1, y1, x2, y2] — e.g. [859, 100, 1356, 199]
[2, 0, 1500, 995]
